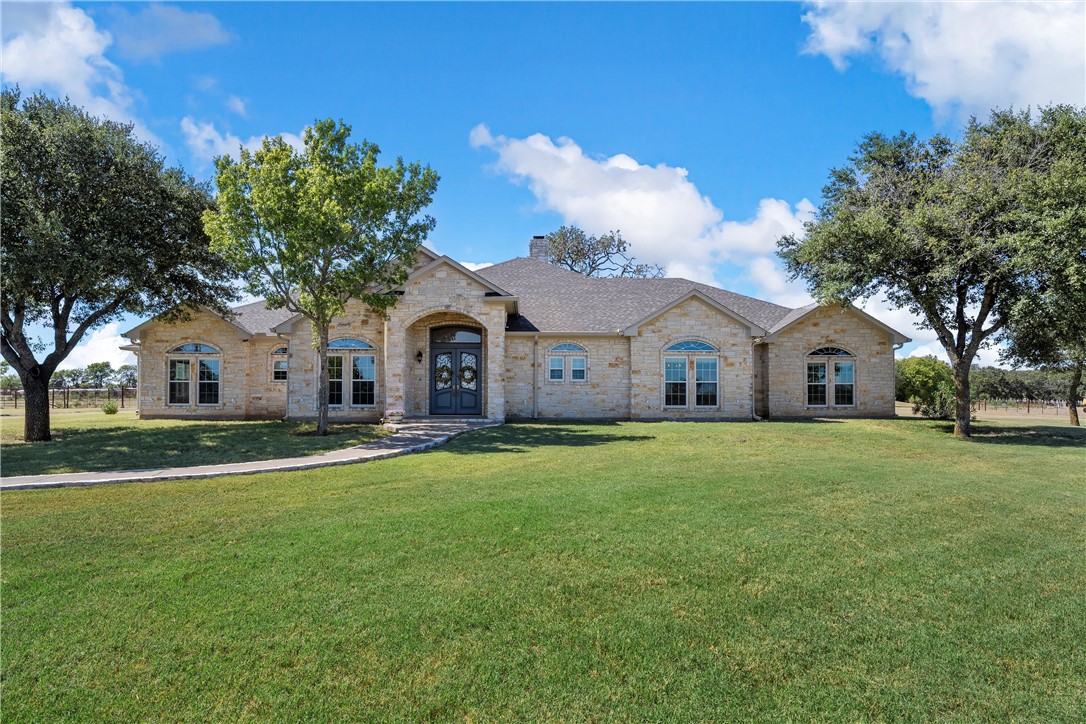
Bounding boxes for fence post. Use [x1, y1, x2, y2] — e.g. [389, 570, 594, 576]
[121, 386, 125, 409]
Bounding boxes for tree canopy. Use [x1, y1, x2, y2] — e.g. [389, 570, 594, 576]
[0, 88, 238, 441]
[204, 118, 439, 435]
[778, 105, 1086, 437]
[544, 226, 663, 278]
[895, 356, 954, 405]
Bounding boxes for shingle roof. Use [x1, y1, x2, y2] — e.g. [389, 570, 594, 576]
[226, 257, 808, 337]
[475, 257, 795, 334]
[229, 300, 296, 334]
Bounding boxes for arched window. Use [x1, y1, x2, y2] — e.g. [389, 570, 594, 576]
[663, 340, 719, 409]
[167, 343, 221, 405]
[548, 343, 588, 383]
[808, 346, 853, 357]
[328, 338, 374, 349]
[272, 347, 288, 382]
[666, 340, 717, 353]
[169, 343, 220, 354]
[806, 348, 855, 407]
[327, 339, 376, 407]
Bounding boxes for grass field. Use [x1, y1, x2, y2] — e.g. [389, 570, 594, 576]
[0, 409, 388, 476]
[3, 419, 1084, 720]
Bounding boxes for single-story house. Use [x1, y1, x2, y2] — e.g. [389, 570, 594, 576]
[121, 237, 910, 421]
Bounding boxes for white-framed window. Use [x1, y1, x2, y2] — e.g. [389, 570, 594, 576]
[167, 343, 221, 405]
[272, 347, 288, 382]
[326, 338, 377, 407]
[806, 347, 855, 408]
[663, 340, 719, 409]
[547, 343, 587, 383]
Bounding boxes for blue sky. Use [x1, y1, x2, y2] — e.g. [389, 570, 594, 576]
[3, 1, 1084, 368]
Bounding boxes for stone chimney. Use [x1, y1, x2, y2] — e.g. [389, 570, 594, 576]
[529, 235, 550, 262]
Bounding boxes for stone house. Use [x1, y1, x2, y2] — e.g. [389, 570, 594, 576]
[121, 238, 909, 422]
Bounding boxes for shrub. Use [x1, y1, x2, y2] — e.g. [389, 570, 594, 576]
[101, 400, 119, 415]
[896, 356, 954, 404]
[912, 383, 975, 421]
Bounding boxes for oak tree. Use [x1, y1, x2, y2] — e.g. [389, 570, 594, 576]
[0, 89, 237, 441]
[779, 106, 1086, 437]
[545, 226, 663, 278]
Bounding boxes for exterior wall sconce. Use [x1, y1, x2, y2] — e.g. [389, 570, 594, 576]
[416, 350, 424, 363]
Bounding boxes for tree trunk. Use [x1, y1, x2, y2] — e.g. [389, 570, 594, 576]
[315, 324, 330, 436]
[952, 364, 971, 438]
[22, 374, 52, 442]
[1068, 361, 1083, 427]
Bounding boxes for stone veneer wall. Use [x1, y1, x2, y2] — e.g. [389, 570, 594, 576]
[383, 263, 508, 420]
[503, 336, 631, 419]
[285, 303, 386, 421]
[629, 297, 754, 419]
[135, 310, 287, 419]
[752, 343, 769, 418]
[765, 306, 896, 418]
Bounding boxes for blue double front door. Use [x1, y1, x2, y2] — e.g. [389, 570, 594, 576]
[429, 326, 483, 416]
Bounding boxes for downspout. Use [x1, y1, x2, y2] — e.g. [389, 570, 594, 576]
[750, 338, 762, 421]
[532, 334, 539, 419]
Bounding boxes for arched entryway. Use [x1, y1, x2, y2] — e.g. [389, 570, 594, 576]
[429, 325, 483, 415]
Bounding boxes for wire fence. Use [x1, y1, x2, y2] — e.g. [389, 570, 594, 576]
[974, 398, 1076, 416]
[0, 387, 136, 410]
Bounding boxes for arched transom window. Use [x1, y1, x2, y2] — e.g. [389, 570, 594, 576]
[167, 343, 221, 405]
[548, 343, 588, 382]
[663, 340, 719, 408]
[807, 347, 855, 407]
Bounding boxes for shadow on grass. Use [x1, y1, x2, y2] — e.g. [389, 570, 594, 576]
[445, 421, 655, 454]
[2, 420, 387, 476]
[932, 422, 1086, 448]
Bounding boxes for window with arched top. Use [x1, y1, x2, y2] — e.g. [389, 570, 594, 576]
[547, 343, 588, 383]
[666, 340, 717, 353]
[167, 343, 221, 405]
[806, 348, 855, 407]
[169, 343, 220, 354]
[272, 347, 289, 381]
[326, 339, 376, 407]
[663, 340, 718, 408]
[328, 338, 374, 349]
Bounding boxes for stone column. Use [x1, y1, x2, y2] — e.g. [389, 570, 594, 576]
[486, 323, 506, 421]
[384, 318, 407, 412]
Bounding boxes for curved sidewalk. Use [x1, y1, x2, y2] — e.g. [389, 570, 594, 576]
[1, 421, 500, 491]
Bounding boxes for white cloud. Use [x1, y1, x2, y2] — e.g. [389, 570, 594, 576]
[470, 124, 815, 301]
[802, 1, 1086, 117]
[226, 95, 247, 117]
[181, 116, 304, 165]
[107, 4, 230, 61]
[59, 323, 136, 370]
[0, 2, 160, 144]
[458, 261, 494, 272]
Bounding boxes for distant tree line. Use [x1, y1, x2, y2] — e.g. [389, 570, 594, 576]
[0, 360, 135, 392]
[897, 356, 1082, 405]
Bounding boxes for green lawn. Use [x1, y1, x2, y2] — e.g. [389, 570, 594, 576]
[3, 419, 1083, 720]
[0, 409, 388, 476]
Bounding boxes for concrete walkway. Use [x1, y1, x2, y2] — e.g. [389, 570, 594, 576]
[1, 420, 500, 491]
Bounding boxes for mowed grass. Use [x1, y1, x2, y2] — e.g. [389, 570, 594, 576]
[2, 419, 1084, 721]
[0, 409, 388, 476]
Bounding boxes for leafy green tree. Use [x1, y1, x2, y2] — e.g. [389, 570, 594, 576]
[1003, 285, 1086, 426]
[779, 106, 1086, 438]
[544, 226, 663, 278]
[895, 355, 954, 404]
[1, 89, 237, 442]
[205, 119, 439, 435]
[83, 361, 114, 388]
[114, 364, 138, 388]
[50, 369, 84, 389]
